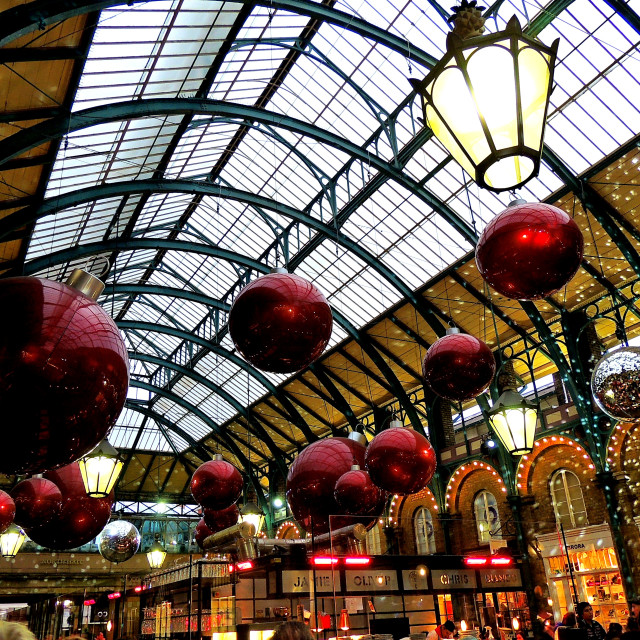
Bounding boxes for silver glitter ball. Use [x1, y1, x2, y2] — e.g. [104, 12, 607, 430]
[591, 346, 640, 422]
[98, 521, 141, 563]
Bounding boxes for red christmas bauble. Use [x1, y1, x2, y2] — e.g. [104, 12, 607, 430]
[422, 330, 496, 401]
[203, 504, 240, 532]
[11, 478, 62, 530]
[476, 202, 584, 300]
[0, 490, 16, 533]
[365, 427, 436, 495]
[334, 467, 386, 527]
[195, 518, 215, 549]
[190, 457, 243, 510]
[26, 463, 113, 550]
[286, 436, 366, 535]
[229, 271, 333, 374]
[0, 277, 129, 475]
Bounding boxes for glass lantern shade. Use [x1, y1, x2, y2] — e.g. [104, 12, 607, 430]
[147, 538, 167, 569]
[488, 389, 538, 455]
[78, 440, 123, 498]
[410, 16, 559, 192]
[0, 524, 26, 558]
[239, 502, 265, 536]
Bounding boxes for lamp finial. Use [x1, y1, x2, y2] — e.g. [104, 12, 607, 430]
[448, 0, 486, 38]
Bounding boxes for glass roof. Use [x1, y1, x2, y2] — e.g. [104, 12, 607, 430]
[19, 0, 640, 459]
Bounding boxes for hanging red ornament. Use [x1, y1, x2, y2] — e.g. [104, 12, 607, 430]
[476, 200, 584, 300]
[194, 518, 214, 549]
[190, 455, 243, 510]
[334, 465, 387, 529]
[0, 490, 16, 534]
[365, 427, 436, 495]
[0, 273, 129, 475]
[11, 478, 62, 530]
[203, 504, 240, 532]
[26, 462, 113, 550]
[422, 328, 496, 401]
[286, 434, 366, 535]
[229, 269, 333, 374]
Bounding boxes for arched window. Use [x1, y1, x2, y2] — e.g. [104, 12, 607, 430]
[414, 507, 436, 554]
[550, 469, 588, 529]
[474, 491, 502, 543]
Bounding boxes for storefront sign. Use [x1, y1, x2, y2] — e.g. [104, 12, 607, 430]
[281, 570, 339, 593]
[402, 569, 430, 591]
[536, 523, 613, 558]
[431, 570, 477, 589]
[344, 570, 398, 592]
[479, 568, 522, 588]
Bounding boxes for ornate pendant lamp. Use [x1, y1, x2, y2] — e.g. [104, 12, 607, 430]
[0, 524, 26, 558]
[239, 502, 265, 536]
[147, 534, 167, 569]
[410, 1, 559, 192]
[78, 439, 124, 497]
[488, 388, 538, 455]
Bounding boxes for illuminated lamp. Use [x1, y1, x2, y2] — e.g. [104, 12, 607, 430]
[84, 599, 96, 606]
[146, 534, 166, 569]
[107, 621, 113, 632]
[311, 556, 339, 567]
[490, 555, 513, 566]
[464, 556, 488, 566]
[461, 621, 468, 633]
[339, 609, 350, 631]
[409, 4, 559, 192]
[417, 564, 428, 577]
[513, 618, 520, 631]
[107, 592, 121, 600]
[134, 586, 143, 593]
[344, 556, 371, 566]
[78, 439, 123, 498]
[488, 388, 538, 455]
[236, 560, 254, 571]
[0, 524, 26, 558]
[239, 502, 265, 536]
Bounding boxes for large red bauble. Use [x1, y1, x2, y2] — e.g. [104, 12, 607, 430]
[195, 518, 215, 549]
[286, 436, 366, 535]
[334, 467, 387, 526]
[203, 504, 240, 532]
[0, 277, 129, 475]
[365, 427, 436, 495]
[26, 463, 113, 550]
[422, 330, 495, 402]
[229, 271, 333, 374]
[190, 457, 243, 510]
[476, 202, 584, 300]
[0, 490, 16, 533]
[11, 478, 62, 530]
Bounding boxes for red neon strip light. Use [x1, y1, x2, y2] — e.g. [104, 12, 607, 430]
[237, 560, 254, 571]
[134, 586, 143, 593]
[344, 556, 371, 566]
[464, 557, 488, 566]
[311, 556, 339, 566]
[84, 600, 95, 606]
[490, 556, 513, 566]
[107, 592, 121, 600]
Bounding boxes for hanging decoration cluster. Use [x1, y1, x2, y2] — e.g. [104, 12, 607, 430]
[229, 269, 333, 374]
[190, 455, 244, 548]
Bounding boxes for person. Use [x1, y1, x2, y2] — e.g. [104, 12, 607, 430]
[576, 603, 606, 640]
[621, 616, 640, 640]
[427, 621, 457, 640]
[630, 601, 640, 626]
[0, 623, 37, 640]
[272, 621, 314, 640]
[605, 623, 623, 640]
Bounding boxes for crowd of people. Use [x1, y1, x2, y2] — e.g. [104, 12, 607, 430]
[552, 600, 640, 640]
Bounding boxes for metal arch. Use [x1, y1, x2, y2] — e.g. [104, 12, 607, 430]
[17, 181, 450, 336]
[129, 379, 268, 511]
[130, 351, 289, 479]
[0, 98, 477, 253]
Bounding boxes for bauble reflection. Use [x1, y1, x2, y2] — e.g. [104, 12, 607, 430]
[592, 346, 640, 422]
[190, 456, 243, 510]
[203, 504, 240, 533]
[11, 478, 62, 530]
[98, 520, 141, 563]
[334, 466, 386, 529]
[0, 491, 15, 534]
[195, 518, 215, 549]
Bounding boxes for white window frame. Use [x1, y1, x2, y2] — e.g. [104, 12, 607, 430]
[550, 469, 589, 530]
[414, 506, 436, 554]
[474, 490, 502, 544]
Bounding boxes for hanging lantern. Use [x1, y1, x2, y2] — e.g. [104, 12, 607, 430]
[476, 200, 584, 300]
[286, 433, 366, 535]
[203, 504, 240, 533]
[422, 328, 496, 401]
[98, 521, 141, 563]
[0, 270, 129, 475]
[0, 491, 16, 534]
[11, 478, 62, 530]
[334, 465, 387, 528]
[190, 455, 243, 510]
[0, 524, 26, 558]
[339, 609, 351, 631]
[409, 5, 559, 192]
[488, 389, 538, 455]
[229, 269, 333, 374]
[78, 440, 124, 498]
[591, 346, 640, 422]
[147, 534, 167, 569]
[365, 427, 437, 495]
[239, 502, 265, 536]
[27, 462, 113, 550]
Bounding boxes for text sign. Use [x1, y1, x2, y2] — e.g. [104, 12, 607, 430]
[431, 570, 477, 589]
[480, 568, 522, 588]
[402, 569, 430, 591]
[344, 570, 398, 592]
[282, 570, 339, 593]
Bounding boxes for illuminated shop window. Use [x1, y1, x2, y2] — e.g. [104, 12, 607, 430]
[550, 469, 588, 529]
[474, 491, 502, 544]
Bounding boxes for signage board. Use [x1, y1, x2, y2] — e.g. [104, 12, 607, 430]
[281, 570, 339, 593]
[402, 569, 430, 591]
[344, 570, 398, 592]
[431, 570, 477, 589]
[479, 568, 522, 589]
